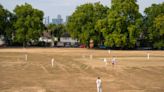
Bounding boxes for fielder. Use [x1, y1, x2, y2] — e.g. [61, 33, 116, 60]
[96, 77, 102, 92]
[112, 57, 116, 66]
[104, 58, 107, 66]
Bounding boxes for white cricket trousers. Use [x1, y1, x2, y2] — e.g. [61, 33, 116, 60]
[97, 87, 102, 92]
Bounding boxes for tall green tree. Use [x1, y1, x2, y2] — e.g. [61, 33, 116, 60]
[4, 10, 16, 45]
[0, 4, 6, 35]
[0, 4, 15, 45]
[100, 0, 142, 49]
[144, 3, 164, 49]
[14, 3, 44, 46]
[47, 24, 66, 41]
[67, 2, 108, 47]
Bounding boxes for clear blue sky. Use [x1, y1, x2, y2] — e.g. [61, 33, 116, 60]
[0, 0, 164, 22]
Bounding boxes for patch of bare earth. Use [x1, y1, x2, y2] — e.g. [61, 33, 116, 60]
[0, 48, 164, 92]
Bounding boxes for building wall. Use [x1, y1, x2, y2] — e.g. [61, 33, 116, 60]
[52, 15, 63, 24]
[38, 36, 79, 46]
[60, 37, 78, 44]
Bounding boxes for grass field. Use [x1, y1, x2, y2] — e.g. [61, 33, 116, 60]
[0, 48, 164, 92]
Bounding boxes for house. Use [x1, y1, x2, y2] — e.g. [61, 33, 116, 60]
[39, 31, 79, 47]
[38, 31, 54, 47]
[57, 32, 79, 47]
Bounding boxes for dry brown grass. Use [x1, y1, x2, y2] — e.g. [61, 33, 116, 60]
[0, 48, 164, 92]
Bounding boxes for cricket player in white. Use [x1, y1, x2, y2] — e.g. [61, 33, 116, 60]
[96, 77, 102, 92]
[104, 58, 107, 66]
[112, 57, 116, 66]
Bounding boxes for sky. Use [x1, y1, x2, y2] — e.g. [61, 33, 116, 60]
[0, 0, 164, 22]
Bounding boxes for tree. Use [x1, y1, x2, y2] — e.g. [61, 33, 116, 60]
[14, 3, 44, 46]
[144, 3, 164, 49]
[100, 0, 142, 49]
[0, 4, 16, 45]
[47, 24, 66, 41]
[4, 10, 16, 45]
[67, 2, 108, 47]
[0, 4, 6, 35]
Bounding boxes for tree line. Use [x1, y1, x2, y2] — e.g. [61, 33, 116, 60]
[0, 0, 163, 49]
[67, 0, 164, 49]
[0, 3, 66, 47]
[0, 3, 44, 46]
